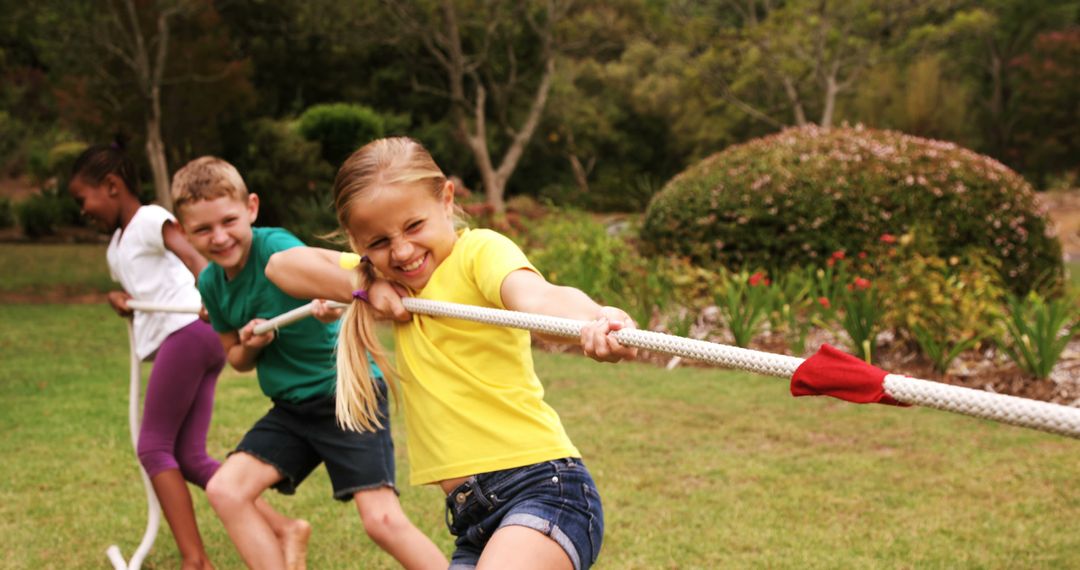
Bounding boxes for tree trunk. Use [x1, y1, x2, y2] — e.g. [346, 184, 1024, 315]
[820, 72, 839, 129]
[782, 77, 807, 126]
[145, 78, 172, 209]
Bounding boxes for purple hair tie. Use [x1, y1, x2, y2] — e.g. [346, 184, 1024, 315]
[352, 289, 369, 303]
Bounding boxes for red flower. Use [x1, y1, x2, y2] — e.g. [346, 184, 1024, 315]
[853, 277, 871, 290]
[831, 250, 846, 260]
[827, 258, 835, 267]
[749, 271, 767, 287]
[880, 233, 897, 244]
[858, 251, 867, 259]
[817, 297, 831, 309]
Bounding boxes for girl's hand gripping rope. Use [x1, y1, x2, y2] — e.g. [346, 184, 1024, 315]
[107, 290, 135, 318]
[311, 298, 345, 323]
[581, 306, 638, 363]
[366, 279, 413, 322]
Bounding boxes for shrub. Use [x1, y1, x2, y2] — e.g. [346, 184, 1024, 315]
[999, 292, 1080, 379]
[712, 269, 774, 348]
[641, 125, 1063, 294]
[17, 189, 78, 238]
[234, 118, 336, 242]
[525, 209, 686, 328]
[0, 197, 14, 229]
[297, 103, 409, 167]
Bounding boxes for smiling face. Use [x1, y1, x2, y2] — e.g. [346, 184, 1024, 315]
[347, 182, 458, 291]
[177, 194, 259, 279]
[68, 175, 122, 233]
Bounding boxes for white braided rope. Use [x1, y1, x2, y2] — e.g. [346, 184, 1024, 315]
[400, 298, 1080, 440]
[884, 374, 1080, 438]
[126, 300, 202, 314]
[159, 295, 1080, 439]
[402, 298, 804, 377]
[252, 301, 348, 336]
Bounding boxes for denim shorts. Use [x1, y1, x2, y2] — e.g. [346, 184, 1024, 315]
[444, 458, 603, 570]
[234, 387, 395, 501]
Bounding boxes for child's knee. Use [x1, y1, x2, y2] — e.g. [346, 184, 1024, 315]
[358, 500, 409, 543]
[205, 473, 243, 512]
[136, 446, 177, 479]
[177, 454, 220, 489]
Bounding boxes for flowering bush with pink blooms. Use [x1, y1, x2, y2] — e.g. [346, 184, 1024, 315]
[640, 125, 1062, 293]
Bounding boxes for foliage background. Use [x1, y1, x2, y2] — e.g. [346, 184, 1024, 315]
[2, 0, 1077, 220]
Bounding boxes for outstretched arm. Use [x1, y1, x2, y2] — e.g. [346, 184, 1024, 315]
[500, 269, 637, 363]
[266, 247, 354, 303]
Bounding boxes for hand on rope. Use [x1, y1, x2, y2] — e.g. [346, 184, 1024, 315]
[311, 298, 346, 323]
[107, 290, 135, 318]
[361, 280, 413, 322]
[239, 319, 276, 349]
[581, 306, 638, 363]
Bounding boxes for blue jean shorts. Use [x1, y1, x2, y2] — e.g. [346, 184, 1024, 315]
[444, 458, 603, 570]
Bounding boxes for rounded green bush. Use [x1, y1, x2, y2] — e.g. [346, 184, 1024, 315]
[641, 125, 1062, 293]
[297, 103, 408, 167]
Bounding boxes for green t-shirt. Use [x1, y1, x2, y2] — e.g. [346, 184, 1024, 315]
[198, 227, 345, 402]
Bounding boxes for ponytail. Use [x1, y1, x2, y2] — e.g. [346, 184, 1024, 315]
[335, 259, 400, 432]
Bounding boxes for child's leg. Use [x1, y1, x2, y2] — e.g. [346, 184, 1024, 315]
[352, 487, 448, 570]
[137, 322, 222, 567]
[255, 498, 312, 570]
[477, 526, 572, 570]
[173, 321, 225, 487]
[444, 459, 603, 570]
[310, 388, 447, 569]
[150, 470, 214, 570]
[205, 452, 292, 569]
[209, 404, 321, 570]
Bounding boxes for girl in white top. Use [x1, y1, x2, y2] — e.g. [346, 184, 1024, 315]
[69, 144, 309, 570]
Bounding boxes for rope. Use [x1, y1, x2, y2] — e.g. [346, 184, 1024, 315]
[106, 312, 167, 570]
[252, 301, 348, 336]
[125, 300, 201, 314]
[399, 298, 1080, 440]
[130, 297, 1080, 439]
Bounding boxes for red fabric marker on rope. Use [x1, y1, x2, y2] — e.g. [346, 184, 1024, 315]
[790, 344, 909, 407]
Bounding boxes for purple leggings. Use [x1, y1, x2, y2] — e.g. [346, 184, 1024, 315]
[136, 319, 225, 488]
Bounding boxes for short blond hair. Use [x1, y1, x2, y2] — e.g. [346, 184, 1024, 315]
[171, 156, 248, 212]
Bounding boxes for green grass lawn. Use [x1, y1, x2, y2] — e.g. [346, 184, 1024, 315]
[0, 243, 113, 295]
[4, 302, 1079, 569]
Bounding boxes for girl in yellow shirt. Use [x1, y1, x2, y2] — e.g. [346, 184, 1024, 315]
[267, 136, 637, 570]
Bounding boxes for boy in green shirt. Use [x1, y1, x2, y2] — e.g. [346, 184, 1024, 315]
[172, 156, 446, 570]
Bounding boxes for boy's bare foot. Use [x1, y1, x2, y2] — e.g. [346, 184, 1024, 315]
[282, 518, 311, 570]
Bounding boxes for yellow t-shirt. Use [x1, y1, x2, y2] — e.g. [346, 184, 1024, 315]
[395, 228, 580, 485]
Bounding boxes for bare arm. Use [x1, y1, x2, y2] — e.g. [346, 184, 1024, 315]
[266, 247, 355, 303]
[218, 320, 275, 372]
[500, 269, 637, 362]
[162, 220, 207, 279]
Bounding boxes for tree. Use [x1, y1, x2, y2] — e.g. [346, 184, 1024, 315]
[384, 0, 571, 213]
[34, 0, 247, 208]
[685, 0, 935, 129]
[1012, 27, 1080, 184]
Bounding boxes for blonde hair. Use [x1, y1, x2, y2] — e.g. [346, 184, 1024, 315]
[170, 156, 248, 213]
[332, 137, 453, 432]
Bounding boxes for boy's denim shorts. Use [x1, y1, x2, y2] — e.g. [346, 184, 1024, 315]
[234, 388, 395, 501]
[444, 457, 603, 570]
